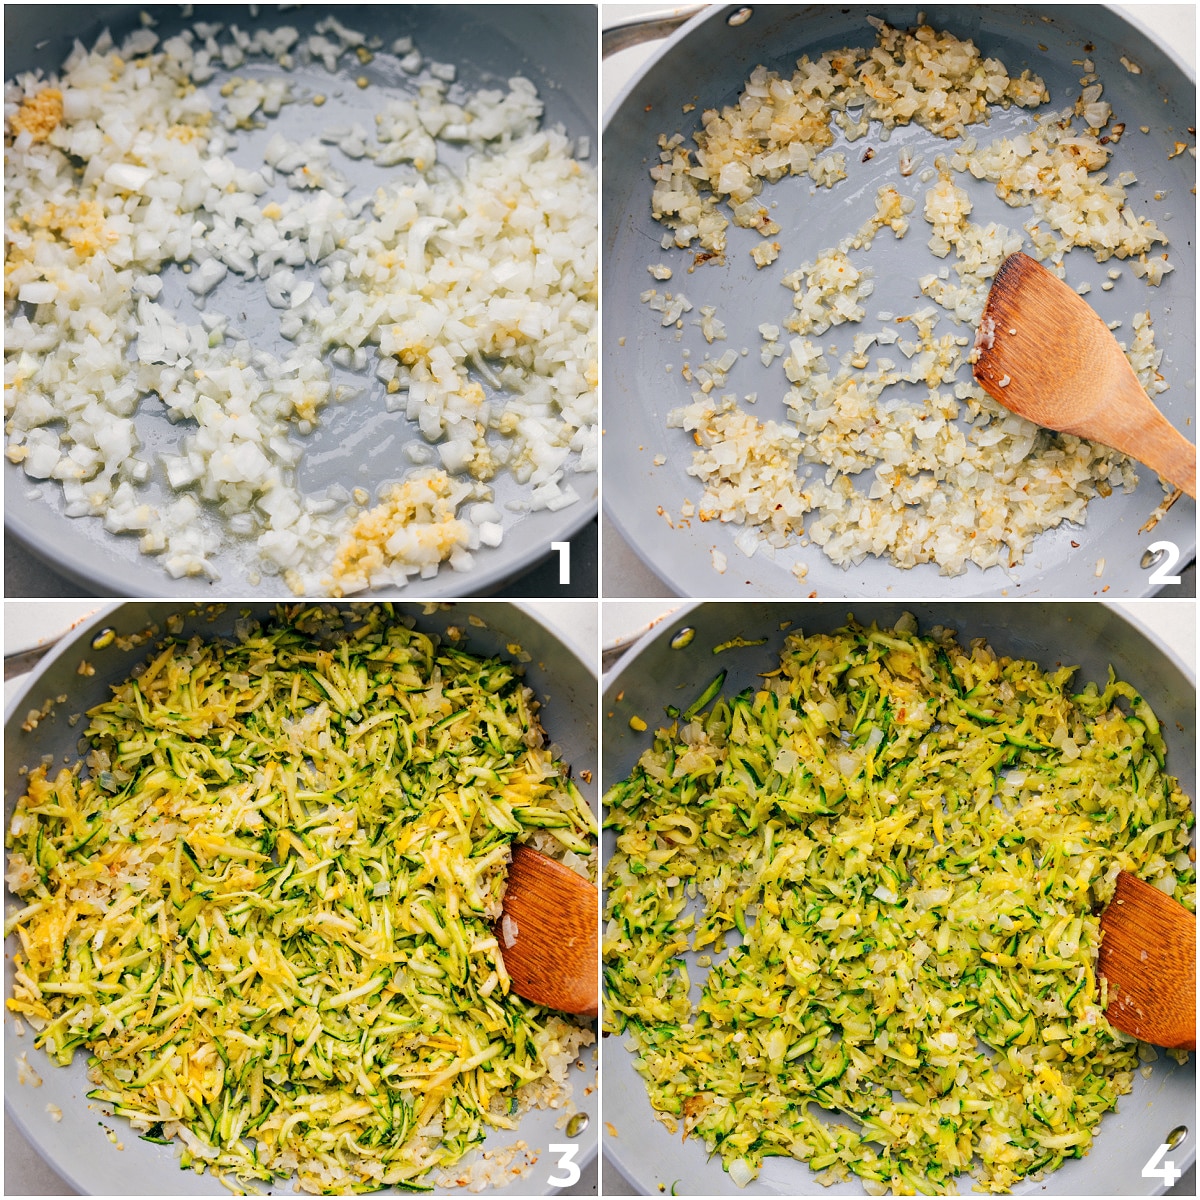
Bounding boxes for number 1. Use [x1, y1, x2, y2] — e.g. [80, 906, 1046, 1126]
[551, 541, 571, 585]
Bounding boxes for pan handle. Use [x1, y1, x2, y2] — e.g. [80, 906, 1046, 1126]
[5, 642, 60, 681]
[602, 4, 708, 58]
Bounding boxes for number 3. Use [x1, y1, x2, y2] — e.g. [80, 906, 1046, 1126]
[547, 1142, 581, 1187]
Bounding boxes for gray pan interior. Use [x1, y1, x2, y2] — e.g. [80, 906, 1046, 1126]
[602, 600, 1196, 1194]
[603, 4, 1196, 598]
[4, 4, 597, 598]
[4, 601, 598, 1195]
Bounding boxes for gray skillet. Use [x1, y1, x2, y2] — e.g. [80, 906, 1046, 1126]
[603, 599, 1196, 1194]
[4, 600, 599, 1194]
[4, 5, 597, 597]
[602, 4, 1195, 598]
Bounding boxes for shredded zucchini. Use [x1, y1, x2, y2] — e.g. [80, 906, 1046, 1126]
[603, 614, 1194, 1194]
[6, 604, 596, 1194]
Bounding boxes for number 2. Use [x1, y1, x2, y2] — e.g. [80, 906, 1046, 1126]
[1146, 540, 1182, 587]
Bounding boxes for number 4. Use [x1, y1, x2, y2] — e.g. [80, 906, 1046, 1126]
[1143, 1141, 1183, 1188]
[547, 1143, 581, 1188]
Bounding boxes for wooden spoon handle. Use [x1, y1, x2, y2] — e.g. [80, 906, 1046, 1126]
[1133, 415, 1196, 499]
[1087, 374, 1197, 499]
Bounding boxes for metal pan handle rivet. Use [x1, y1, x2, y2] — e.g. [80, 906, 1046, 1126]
[727, 7, 753, 27]
[1166, 1125, 1188, 1149]
[1141, 547, 1165, 569]
[669, 627, 696, 650]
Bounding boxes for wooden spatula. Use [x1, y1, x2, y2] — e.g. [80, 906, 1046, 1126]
[497, 845, 598, 1017]
[973, 252, 1196, 498]
[1098, 870, 1195, 1050]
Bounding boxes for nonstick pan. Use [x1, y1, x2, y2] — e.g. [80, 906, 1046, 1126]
[602, 600, 1196, 1194]
[603, 5, 1195, 598]
[4, 5, 597, 598]
[4, 601, 598, 1195]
